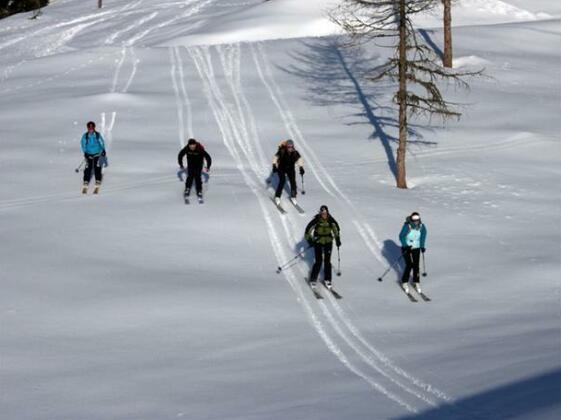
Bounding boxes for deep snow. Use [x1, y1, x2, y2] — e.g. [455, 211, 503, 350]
[0, 1, 560, 419]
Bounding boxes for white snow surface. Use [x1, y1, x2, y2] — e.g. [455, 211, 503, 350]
[0, 1, 560, 420]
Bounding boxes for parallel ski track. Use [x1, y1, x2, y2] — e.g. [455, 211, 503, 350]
[250, 41, 451, 404]
[188, 43, 446, 413]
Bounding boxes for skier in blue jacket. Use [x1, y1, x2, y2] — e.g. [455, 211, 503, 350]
[80, 121, 106, 194]
[399, 212, 427, 294]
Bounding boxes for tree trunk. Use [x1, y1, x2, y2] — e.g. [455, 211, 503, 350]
[98, 0, 102, 9]
[396, 0, 408, 189]
[443, 0, 452, 67]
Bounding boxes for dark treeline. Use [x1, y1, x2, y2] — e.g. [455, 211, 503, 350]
[0, 0, 49, 19]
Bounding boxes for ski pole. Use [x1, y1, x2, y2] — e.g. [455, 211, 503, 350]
[276, 245, 312, 273]
[336, 246, 341, 276]
[422, 252, 427, 277]
[74, 159, 86, 173]
[301, 174, 305, 195]
[377, 254, 403, 282]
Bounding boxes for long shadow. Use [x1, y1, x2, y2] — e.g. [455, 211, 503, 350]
[419, 29, 443, 60]
[393, 368, 561, 420]
[292, 237, 315, 280]
[381, 239, 405, 284]
[282, 39, 436, 182]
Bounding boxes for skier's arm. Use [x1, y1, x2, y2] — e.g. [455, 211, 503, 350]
[420, 224, 427, 249]
[98, 133, 106, 153]
[203, 150, 212, 170]
[80, 134, 87, 154]
[177, 146, 187, 167]
[399, 224, 409, 247]
[295, 153, 304, 168]
[304, 218, 316, 242]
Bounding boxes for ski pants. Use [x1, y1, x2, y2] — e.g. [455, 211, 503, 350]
[310, 242, 333, 282]
[84, 154, 102, 184]
[185, 166, 203, 194]
[275, 169, 297, 198]
[401, 248, 421, 284]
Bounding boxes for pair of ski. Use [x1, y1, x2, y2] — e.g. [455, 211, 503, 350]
[306, 278, 342, 300]
[403, 288, 431, 303]
[82, 185, 101, 195]
[271, 197, 305, 214]
[184, 193, 204, 205]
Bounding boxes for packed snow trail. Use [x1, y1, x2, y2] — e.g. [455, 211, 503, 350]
[188, 44, 419, 413]
[188, 43, 456, 411]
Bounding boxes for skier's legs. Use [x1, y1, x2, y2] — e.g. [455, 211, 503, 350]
[288, 170, 297, 198]
[195, 171, 203, 194]
[411, 248, 421, 283]
[275, 171, 286, 198]
[323, 243, 333, 281]
[401, 248, 413, 283]
[185, 175, 194, 191]
[185, 167, 195, 192]
[310, 244, 323, 281]
[93, 156, 102, 184]
[83, 156, 93, 184]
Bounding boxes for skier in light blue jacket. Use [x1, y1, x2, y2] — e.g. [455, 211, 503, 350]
[399, 212, 427, 294]
[80, 121, 106, 194]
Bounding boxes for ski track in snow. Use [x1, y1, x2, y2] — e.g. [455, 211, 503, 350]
[124, 0, 213, 46]
[185, 43, 459, 412]
[247, 43, 454, 405]
[188, 45, 417, 413]
[250, 43, 387, 266]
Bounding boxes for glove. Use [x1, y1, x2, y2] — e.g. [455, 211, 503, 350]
[336, 238, 341, 248]
[299, 167, 305, 176]
[401, 246, 411, 255]
[203, 167, 209, 173]
[421, 248, 426, 253]
[84, 153, 88, 160]
[307, 239, 315, 247]
[101, 150, 106, 157]
[272, 164, 277, 174]
[179, 164, 185, 169]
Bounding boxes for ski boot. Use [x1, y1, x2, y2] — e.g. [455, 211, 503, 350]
[197, 191, 203, 204]
[401, 282, 410, 294]
[81, 183, 88, 194]
[323, 279, 332, 289]
[413, 283, 422, 294]
[274, 196, 281, 206]
[93, 182, 101, 194]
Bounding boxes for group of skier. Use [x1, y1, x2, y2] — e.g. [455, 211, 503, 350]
[78, 122, 428, 299]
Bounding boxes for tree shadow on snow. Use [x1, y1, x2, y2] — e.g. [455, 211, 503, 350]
[280, 38, 437, 183]
[418, 29, 444, 60]
[392, 368, 561, 420]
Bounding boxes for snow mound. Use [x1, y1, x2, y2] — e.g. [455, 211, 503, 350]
[453, 55, 491, 68]
[162, 0, 342, 46]
[415, 0, 554, 29]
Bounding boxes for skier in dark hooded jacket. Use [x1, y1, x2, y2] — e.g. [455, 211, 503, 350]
[178, 138, 212, 199]
[305, 205, 341, 289]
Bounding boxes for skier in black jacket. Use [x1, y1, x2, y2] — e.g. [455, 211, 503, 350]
[272, 139, 304, 205]
[177, 138, 212, 199]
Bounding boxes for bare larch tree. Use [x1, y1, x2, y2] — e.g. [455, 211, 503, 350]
[332, 0, 478, 189]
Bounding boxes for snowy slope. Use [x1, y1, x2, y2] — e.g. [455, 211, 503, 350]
[1, 1, 560, 420]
